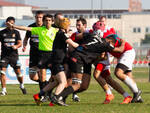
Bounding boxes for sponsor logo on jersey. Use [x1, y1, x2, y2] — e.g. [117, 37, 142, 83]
[12, 33, 15, 37]
[71, 57, 77, 63]
[4, 38, 15, 42]
[31, 35, 39, 38]
[31, 38, 39, 42]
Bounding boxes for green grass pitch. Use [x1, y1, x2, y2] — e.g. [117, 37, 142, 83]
[0, 67, 150, 113]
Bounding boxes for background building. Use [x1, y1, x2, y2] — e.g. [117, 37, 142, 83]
[5, 0, 25, 4]
[0, 0, 38, 19]
[0, 0, 149, 46]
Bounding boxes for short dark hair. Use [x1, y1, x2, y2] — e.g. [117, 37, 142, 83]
[54, 13, 63, 19]
[76, 17, 87, 25]
[43, 14, 53, 22]
[35, 10, 44, 15]
[6, 16, 15, 22]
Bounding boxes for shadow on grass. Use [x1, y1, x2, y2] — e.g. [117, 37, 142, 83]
[0, 103, 48, 107]
[142, 91, 150, 94]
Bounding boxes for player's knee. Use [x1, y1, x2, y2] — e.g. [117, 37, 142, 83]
[29, 74, 35, 80]
[72, 78, 82, 87]
[80, 83, 89, 91]
[16, 74, 23, 77]
[114, 70, 123, 79]
[93, 70, 100, 79]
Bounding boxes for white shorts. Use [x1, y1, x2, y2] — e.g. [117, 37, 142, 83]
[99, 53, 114, 70]
[117, 49, 135, 70]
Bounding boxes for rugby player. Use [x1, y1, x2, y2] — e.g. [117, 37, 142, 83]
[0, 16, 27, 95]
[93, 20, 132, 104]
[105, 34, 143, 103]
[33, 18, 79, 106]
[69, 17, 93, 102]
[22, 11, 45, 90]
[47, 25, 126, 106]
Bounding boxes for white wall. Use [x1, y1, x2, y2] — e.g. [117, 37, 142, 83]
[0, 6, 33, 19]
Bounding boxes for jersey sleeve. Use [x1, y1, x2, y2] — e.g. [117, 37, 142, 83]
[111, 28, 116, 34]
[15, 30, 21, 41]
[63, 33, 69, 42]
[25, 30, 31, 38]
[70, 33, 76, 41]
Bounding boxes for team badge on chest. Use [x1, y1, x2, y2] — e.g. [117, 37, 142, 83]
[50, 33, 54, 37]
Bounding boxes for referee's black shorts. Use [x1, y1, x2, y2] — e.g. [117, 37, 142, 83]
[29, 48, 40, 68]
[38, 50, 53, 69]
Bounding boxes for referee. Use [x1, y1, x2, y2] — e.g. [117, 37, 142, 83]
[6, 14, 59, 90]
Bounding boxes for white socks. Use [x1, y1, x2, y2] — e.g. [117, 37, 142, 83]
[2, 87, 6, 92]
[106, 88, 112, 95]
[124, 76, 138, 93]
[20, 83, 24, 89]
[123, 92, 130, 98]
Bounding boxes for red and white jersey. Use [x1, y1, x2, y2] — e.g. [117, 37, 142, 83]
[99, 25, 116, 38]
[70, 29, 93, 42]
[110, 38, 133, 58]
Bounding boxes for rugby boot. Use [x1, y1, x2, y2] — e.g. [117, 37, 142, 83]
[131, 90, 143, 103]
[20, 87, 27, 95]
[33, 93, 42, 106]
[103, 94, 114, 104]
[121, 96, 132, 104]
[72, 94, 80, 102]
[0, 91, 7, 96]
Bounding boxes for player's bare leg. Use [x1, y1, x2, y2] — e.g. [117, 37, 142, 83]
[0, 68, 7, 95]
[14, 68, 27, 94]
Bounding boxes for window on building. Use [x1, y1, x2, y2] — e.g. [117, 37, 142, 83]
[90, 15, 93, 18]
[84, 15, 88, 18]
[138, 28, 141, 33]
[107, 15, 112, 19]
[80, 15, 83, 18]
[133, 27, 141, 33]
[133, 28, 136, 33]
[64, 15, 68, 18]
[74, 15, 78, 18]
[69, 15, 73, 19]
[145, 27, 150, 33]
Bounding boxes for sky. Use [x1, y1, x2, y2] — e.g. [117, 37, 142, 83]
[25, 0, 149, 10]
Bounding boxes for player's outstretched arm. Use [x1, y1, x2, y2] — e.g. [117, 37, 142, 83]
[6, 22, 31, 31]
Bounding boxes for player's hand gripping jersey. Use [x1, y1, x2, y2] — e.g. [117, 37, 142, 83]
[73, 33, 115, 64]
